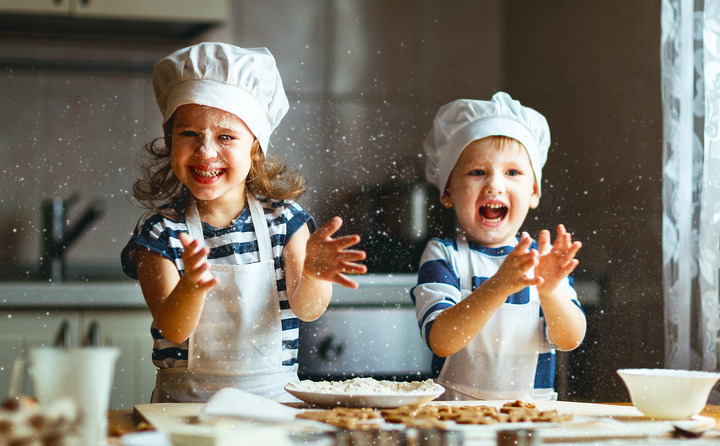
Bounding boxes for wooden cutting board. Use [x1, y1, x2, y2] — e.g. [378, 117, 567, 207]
[133, 403, 297, 445]
[134, 403, 205, 431]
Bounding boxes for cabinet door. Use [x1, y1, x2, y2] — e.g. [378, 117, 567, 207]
[0, 311, 81, 397]
[73, 0, 228, 22]
[0, 0, 70, 14]
[81, 310, 155, 409]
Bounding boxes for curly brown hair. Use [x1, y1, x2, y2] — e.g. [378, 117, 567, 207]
[132, 117, 306, 217]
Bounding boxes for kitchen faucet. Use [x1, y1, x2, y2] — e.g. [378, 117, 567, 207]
[41, 192, 105, 282]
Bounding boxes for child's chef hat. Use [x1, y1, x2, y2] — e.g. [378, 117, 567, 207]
[153, 42, 289, 154]
[424, 92, 550, 199]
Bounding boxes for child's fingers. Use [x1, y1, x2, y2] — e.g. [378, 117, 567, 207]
[561, 259, 580, 276]
[315, 216, 344, 240]
[512, 232, 533, 253]
[331, 234, 363, 250]
[342, 258, 368, 272]
[568, 240, 582, 257]
[525, 275, 544, 287]
[184, 256, 210, 278]
[538, 229, 552, 255]
[179, 232, 206, 261]
[556, 240, 582, 263]
[333, 272, 360, 289]
[338, 248, 367, 262]
[184, 245, 210, 270]
[179, 232, 197, 249]
[508, 249, 539, 275]
[199, 276, 218, 289]
[556, 224, 568, 237]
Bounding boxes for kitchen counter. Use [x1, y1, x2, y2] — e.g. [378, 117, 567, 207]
[0, 282, 146, 309]
[0, 274, 419, 309]
[0, 274, 601, 309]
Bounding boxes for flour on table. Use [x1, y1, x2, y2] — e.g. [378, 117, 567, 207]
[287, 377, 442, 394]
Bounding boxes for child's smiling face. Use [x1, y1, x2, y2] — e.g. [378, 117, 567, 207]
[170, 104, 255, 205]
[443, 136, 539, 248]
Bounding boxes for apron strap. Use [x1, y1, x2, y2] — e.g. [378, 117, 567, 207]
[184, 193, 273, 263]
[456, 234, 471, 292]
[246, 195, 273, 263]
[185, 196, 204, 243]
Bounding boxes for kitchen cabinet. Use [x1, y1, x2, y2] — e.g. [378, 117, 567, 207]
[0, 309, 155, 409]
[0, 0, 67, 15]
[0, 0, 229, 23]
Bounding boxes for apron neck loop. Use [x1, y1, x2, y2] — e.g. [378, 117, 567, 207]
[246, 195, 273, 262]
[184, 194, 273, 262]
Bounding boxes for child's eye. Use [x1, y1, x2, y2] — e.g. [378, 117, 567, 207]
[506, 169, 520, 176]
[468, 169, 485, 176]
[218, 134, 235, 141]
[179, 130, 197, 137]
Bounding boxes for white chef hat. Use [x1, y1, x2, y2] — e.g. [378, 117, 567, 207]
[153, 42, 289, 154]
[423, 92, 550, 200]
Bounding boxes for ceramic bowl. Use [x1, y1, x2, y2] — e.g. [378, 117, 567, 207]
[617, 368, 720, 419]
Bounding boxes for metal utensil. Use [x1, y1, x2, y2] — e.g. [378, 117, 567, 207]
[53, 319, 72, 348]
[83, 320, 100, 347]
[6, 357, 24, 398]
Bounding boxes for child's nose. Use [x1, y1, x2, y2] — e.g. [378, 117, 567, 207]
[484, 174, 505, 194]
[196, 133, 218, 158]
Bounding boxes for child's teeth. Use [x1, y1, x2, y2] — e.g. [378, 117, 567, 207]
[194, 168, 221, 177]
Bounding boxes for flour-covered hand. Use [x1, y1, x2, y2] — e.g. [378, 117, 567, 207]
[303, 217, 367, 288]
[535, 224, 582, 295]
[490, 232, 542, 296]
[178, 232, 217, 293]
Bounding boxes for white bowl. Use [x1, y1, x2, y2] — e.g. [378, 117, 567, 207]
[617, 368, 720, 419]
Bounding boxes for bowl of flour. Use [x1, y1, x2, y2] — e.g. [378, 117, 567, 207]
[285, 377, 445, 408]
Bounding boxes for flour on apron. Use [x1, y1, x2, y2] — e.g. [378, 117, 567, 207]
[437, 234, 543, 401]
[152, 194, 298, 402]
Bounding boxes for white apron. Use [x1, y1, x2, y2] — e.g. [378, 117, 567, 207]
[437, 235, 543, 401]
[152, 194, 298, 403]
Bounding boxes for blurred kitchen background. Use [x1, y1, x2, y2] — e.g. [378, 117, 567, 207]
[0, 0, 661, 403]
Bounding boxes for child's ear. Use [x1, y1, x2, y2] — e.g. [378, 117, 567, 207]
[441, 189, 453, 208]
[529, 183, 540, 209]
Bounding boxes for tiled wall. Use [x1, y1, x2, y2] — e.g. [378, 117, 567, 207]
[0, 40, 172, 277]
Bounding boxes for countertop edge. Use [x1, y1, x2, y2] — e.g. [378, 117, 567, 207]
[0, 274, 420, 309]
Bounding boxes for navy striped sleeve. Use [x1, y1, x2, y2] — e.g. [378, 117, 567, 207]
[417, 259, 459, 288]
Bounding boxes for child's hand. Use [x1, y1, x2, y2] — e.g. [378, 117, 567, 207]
[490, 232, 542, 295]
[535, 224, 582, 295]
[303, 217, 367, 289]
[178, 232, 218, 293]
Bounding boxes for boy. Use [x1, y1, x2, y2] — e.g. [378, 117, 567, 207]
[412, 92, 586, 401]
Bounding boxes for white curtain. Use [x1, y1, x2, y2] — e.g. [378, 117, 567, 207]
[662, 0, 720, 385]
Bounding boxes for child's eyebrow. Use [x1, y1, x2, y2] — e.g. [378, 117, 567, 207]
[172, 120, 195, 129]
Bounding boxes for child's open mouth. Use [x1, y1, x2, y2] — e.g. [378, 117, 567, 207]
[479, 203, 508, 223]
[190, 166, 225, 182]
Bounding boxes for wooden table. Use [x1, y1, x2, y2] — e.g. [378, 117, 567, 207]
[607, 402, 720, 426]
[702, 404, 720, 425]
[108, 410, 146, 439]
[108, 403, 720, 439]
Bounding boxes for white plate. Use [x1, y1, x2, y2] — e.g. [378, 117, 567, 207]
[285, 385, 445, 408]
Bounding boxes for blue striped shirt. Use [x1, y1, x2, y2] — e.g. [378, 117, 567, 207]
[410, 237, 581, 396]
[121, 196, 314, 372]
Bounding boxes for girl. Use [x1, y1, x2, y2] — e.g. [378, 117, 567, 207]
[121, 42, 366, 402]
